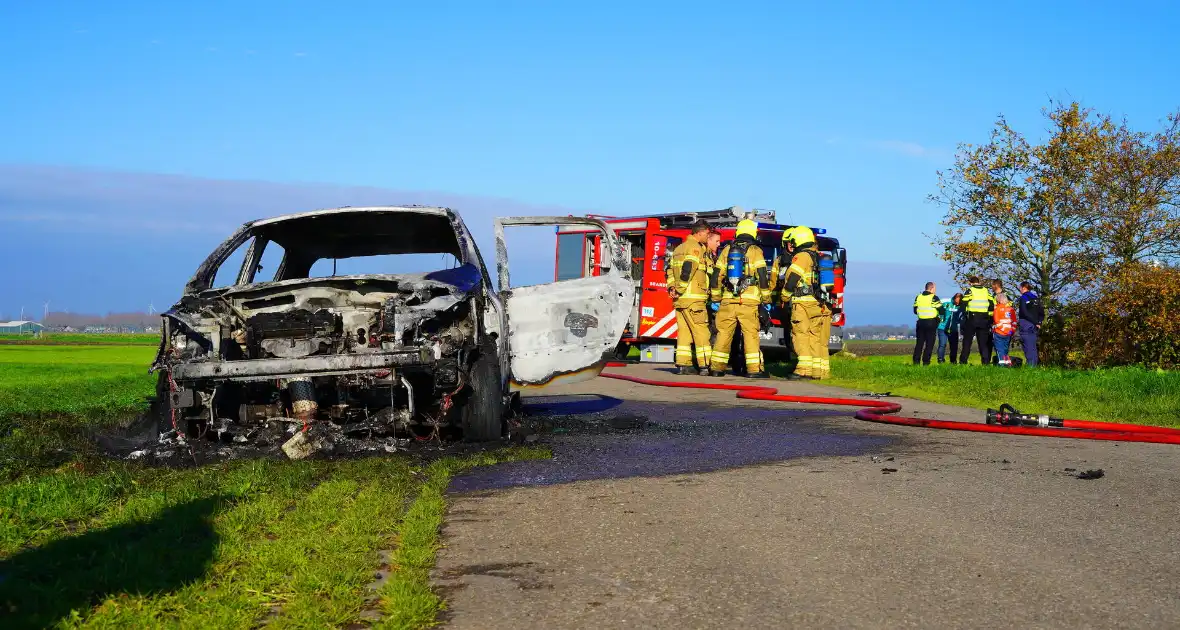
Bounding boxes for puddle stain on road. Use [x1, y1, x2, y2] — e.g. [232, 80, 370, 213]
[449, 394, 895, 493]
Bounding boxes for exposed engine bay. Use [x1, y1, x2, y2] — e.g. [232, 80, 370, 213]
[151, 206, 509, 456]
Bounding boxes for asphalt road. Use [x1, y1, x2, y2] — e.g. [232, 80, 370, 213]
[435, 363, 1180, 629]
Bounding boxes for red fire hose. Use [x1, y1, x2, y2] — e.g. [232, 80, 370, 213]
[600, 363, 1180, 445]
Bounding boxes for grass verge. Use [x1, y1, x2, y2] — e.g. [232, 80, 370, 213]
[823, 355, 1180, 427]
[0, 448, 549, 629]
[0, 345, 158, 480]
[1, 342, 553, 627]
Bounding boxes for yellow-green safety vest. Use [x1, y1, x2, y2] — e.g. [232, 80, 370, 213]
[964, 286, 993, 314]
[914, 293, 939, 320]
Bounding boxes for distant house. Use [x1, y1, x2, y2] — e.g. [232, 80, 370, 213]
[0, 320, 45, 335]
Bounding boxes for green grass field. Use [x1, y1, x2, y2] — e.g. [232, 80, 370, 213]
[0, 333, 161, 345]
[824, 355, 1180, 427]
[0, 344, 548, 628]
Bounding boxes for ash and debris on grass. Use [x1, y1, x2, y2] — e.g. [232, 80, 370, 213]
[89, 407, 518, 474]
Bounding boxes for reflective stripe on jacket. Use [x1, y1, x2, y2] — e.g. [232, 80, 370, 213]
[964, 286, 995, 314]
[769, 249, 817, 304]
[710, 242, 769, 304]
[993, 305, 1015, 336]
[914, 293, 940, 320]
[666, 240, 710, 307]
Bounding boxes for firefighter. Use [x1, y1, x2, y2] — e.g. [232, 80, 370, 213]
[771, 225, 825, 380]
[813, 252, 839, 380]
[665, 219, 714, 375]
[708, 218, 771, 378]
[704, 229, 722, 341]
[816, 303, 833, 379]
[958, 275, 996, 365]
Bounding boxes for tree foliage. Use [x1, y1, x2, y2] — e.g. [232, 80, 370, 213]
[931, 100, 1180, 306]
[1091, 113, 1180, 265]
[933, 100, 1180, 368]
[1052, 263, 1180, 369]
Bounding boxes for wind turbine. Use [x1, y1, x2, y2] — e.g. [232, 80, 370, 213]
[20, 306, 24, 321]
[148, 301, 155, 315]
[43, 301, 50, 321]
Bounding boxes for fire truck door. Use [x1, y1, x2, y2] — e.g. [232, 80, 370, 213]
[635, 233, 682, 339]
[494, 217, 637, 390]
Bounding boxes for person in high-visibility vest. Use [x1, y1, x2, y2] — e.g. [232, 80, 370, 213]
[770, 225, 825, 380]
[912, 282, 944, 366]
[665, 220, 714, 375]
[708, 218, 770, 378]
[992, 294, 1017, 367]
[959, 275, 997, 365]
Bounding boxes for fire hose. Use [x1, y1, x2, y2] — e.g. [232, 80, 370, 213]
[600, 363, 1180, 445]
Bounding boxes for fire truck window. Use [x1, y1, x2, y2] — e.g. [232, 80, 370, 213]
[664, 237, 682, 259]
[556, 233, 587, 281]
[763, 244, 781, 264]
[625, 234, 644, 281]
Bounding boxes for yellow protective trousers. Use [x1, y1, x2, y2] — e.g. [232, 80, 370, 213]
[815, 305, 832, 379]
[710, 302, 764, 372]
[790, 301, 825, 377]
[674, 304, 712, 368]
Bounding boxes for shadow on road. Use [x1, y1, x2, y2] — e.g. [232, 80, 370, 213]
[0, 495, 226, 629]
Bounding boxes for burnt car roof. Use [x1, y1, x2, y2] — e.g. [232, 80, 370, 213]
[246, 205, 454, 228]
[183, 205, 481, 295]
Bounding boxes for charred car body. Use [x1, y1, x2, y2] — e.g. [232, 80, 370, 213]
[151, 206, 635, 451]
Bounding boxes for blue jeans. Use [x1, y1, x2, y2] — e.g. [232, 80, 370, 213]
[937, 329, 958, 363]
[992, 332, 1012, 365]
[1019, 320, 1039, 366]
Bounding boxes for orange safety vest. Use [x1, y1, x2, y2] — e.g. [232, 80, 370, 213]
[993, 305, 1015, 336]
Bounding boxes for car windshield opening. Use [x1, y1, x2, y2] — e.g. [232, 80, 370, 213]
[252, 211, 464, 280]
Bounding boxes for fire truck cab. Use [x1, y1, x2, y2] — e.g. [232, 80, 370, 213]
[553, 207, 847, 367]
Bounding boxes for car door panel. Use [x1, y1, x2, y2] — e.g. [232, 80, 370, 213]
[494, 216, 636, 390]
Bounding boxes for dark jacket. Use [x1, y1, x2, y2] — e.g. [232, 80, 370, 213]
[1017, 291, 1043, 325]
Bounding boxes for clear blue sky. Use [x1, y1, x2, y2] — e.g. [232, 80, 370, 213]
[2, 1, 1178, 324]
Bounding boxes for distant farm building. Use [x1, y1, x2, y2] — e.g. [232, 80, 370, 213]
[0, 320, 45, 335]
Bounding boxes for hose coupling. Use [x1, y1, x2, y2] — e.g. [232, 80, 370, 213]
[986, 403, 1063, 428]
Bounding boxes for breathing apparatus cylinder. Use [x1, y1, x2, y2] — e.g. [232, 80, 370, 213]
[819, 256, 835, 288]
[817, 255, 836, 303]
[726, 247, 744, 294]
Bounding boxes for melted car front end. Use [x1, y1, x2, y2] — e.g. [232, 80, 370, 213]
[151, 206, 505, 454]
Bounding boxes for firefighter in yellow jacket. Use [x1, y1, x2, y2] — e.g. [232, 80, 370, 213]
[771, 225, 826, 380]
[708, 219, 771, 378]
[704, 229, 722, 340]
[665, 220, 714, 375]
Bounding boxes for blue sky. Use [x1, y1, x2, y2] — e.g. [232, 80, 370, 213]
[2, 1, 1178, 324]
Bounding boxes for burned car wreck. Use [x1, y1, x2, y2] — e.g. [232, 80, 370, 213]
[151, 206, 635, 456]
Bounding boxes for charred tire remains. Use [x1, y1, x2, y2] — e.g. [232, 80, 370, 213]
[455, 343, 505, 442]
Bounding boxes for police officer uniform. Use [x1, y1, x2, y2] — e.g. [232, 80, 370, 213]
[959, 282, 996, 365]
[912, 289, 942, 365]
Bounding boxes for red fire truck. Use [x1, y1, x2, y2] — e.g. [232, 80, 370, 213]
[553, 207, 847, 365]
